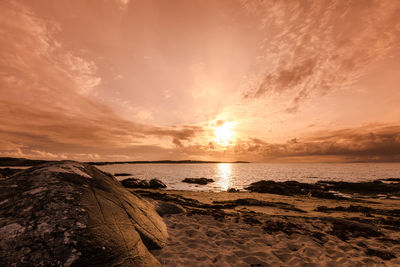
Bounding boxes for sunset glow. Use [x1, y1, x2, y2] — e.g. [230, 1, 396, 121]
[214, 122, 236, 147]
[0, 0, 400, 162]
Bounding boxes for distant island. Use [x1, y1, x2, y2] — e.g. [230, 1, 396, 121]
[0, 157, 250, 167]
[87, 160, 250, 166]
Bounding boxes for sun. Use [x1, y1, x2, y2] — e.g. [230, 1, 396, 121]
[213, 122, 235, 146]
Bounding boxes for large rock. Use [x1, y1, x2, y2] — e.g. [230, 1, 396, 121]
[0, 161, 168, 266]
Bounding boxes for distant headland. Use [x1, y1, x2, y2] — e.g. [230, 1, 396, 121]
[0, 157, 250, 167]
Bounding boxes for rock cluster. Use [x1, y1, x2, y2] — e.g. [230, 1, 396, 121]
[245, 179, 400, 198]
[0, 161, 168, 266]
[245, 180, 337, 199]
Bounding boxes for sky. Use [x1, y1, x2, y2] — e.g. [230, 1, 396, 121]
[1, 0, 400, 162]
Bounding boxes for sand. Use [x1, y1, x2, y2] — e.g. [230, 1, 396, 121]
[140, 190, 400, 266]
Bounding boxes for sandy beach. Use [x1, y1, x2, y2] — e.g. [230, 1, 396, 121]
[134, 189, 400, 266]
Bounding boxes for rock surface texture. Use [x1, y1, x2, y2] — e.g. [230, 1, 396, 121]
[0, 161, 168, 266]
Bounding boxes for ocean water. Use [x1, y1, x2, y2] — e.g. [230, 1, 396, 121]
[97, 162, 400, 192]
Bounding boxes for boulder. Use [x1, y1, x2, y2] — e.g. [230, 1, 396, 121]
[149, 179, 166, 189]
[122, 178, 150, 188]
[0, 161, 168, 266]
[181, 178, 214, 185]
[227, 188, 240, 193]
[154, 201, 185, 217]
[121, 178, 166, 189]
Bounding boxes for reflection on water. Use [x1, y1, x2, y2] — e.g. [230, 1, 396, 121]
[217, 163, 231, 191]
[98, 162, 400, 192]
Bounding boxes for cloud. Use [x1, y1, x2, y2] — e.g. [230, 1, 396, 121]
[0, 1, 204, 161]
[1, 0, 399, 162]
[253, 58, 316, 98]
[242, 0, 400, 112]
[234, 124, 400, 162]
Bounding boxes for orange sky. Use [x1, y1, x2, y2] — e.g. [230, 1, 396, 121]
[1, 0, 400, 162]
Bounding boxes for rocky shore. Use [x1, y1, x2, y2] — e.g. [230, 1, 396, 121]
[1, 162, 399, 266]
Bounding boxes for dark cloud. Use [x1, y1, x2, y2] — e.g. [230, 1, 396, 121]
[239, 125, 400, 162]
[253, 58, 316, 98]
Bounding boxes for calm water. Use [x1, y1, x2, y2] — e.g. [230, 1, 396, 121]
[97, 163, 400, 192]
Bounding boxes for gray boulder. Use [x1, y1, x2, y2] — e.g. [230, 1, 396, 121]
[0, 161, 168, 266]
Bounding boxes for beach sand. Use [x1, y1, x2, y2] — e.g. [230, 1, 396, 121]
[137, 190, 400, 266]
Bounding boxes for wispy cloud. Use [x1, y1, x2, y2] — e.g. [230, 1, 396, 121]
[0, 0, 204, 160]
[242, 0, 400, 112]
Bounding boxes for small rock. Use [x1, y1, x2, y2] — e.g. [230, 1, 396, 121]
[113, 173, 132, 176]
[182, 178, 214, 185]
[227, 188, 240, 193]
[149, 179, 167, 189]
[121, 178, 149, 188]
[154, 201, 185, 216]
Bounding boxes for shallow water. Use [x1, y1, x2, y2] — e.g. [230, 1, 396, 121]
[97, 162, 400, 192]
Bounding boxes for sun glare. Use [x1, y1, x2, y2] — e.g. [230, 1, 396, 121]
[213, 122, 235, 146]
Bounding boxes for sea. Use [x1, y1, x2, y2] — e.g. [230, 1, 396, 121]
[96, 162, 400, 192]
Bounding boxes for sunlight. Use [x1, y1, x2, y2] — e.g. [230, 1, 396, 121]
[217, 163, 232, 191]
[213, 122, 235, 146]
